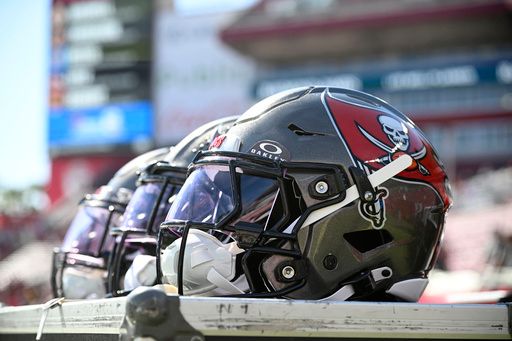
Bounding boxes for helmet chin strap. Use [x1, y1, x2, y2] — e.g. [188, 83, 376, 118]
[161, 229, 246, 295]
[301, 154, 412, 228]
[206, 268, 245, 294]
[123, 254, 157, 291]
[319, 284, 355, 301]
[320, 266, 394, 302]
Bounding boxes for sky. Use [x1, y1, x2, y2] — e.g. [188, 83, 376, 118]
[0, 0, 51, 190]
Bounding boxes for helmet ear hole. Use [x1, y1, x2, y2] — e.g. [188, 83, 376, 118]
[343, 229, 393, 254]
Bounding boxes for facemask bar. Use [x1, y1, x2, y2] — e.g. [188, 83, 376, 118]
[155, 225, 182, 287]
[50, 250, 66, 298]
[91, 199, 124, 256]
[51, 197, 126, 298]
[106, 163, 186, 297]
[159, 150, 350, 297]
[107, 228, 146, 296]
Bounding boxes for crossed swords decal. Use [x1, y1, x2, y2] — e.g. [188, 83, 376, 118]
[357, 124, 430, 176]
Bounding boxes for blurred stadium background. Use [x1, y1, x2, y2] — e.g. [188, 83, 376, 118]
[0, 0, 511, 305]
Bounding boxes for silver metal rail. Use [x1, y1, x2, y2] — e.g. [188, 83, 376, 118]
[0, 289, 510, 340]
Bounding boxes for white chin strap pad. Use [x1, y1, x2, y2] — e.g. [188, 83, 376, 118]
[62, 267, 106, 299]
[160, 228, 245, 295]
[123, 254, 157, 291]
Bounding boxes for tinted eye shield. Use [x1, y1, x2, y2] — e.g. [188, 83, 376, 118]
[55, 197, 126, 263]
[161, 150, 350, 234]
[51, 197, 127, 298]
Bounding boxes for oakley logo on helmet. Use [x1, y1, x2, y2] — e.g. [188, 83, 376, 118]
[250, 140, 290, 161]
[259, 142, 282, 155]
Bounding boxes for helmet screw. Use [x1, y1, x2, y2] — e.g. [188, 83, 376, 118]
[281, 265, 295, 279]
[363, 191, 374, 201]
[315, 181, 329, 194]
[323, 254, 337, 270]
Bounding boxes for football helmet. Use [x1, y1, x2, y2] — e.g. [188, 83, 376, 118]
[158, 87, 453, 301]
[51, 148, 171, 299]
[107, 116, 237, 296]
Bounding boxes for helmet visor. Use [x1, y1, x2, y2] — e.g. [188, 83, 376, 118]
[62, 205, 121, 256]
[165, 163, 280, 230]
[120, 182, 178, 234]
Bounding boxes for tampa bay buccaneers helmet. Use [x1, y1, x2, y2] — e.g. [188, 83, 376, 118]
[51, 147, 171, 299]
[158, 87, 452, 301]
[106, 116, 237, 297]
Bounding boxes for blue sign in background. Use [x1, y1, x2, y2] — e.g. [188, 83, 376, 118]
[253, 51, 512, 99]
[49, 101, 153, 149]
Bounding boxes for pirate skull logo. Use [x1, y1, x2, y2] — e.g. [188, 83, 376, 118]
[357, 115, 430, 176]
[378, 115, 409, 151]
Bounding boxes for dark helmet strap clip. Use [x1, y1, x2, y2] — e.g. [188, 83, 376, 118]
[341, 270, 377, 298]
[349, 166, 376, 203]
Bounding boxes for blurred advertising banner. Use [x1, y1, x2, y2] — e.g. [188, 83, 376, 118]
[46, 155, 131, 205]
[49, 101, 153, 152]
[49, 0, 154, 155]
[154, 9, 256, 145]
[253, 51, 512, 117]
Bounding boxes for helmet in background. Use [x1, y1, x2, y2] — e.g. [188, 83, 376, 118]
[159, 87, 452, 301]
[107, 116, 237, 296]
[51, 147, 171, 299]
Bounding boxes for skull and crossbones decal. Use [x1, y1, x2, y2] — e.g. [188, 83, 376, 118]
[379, 116, 409, 151]
[358, 115, 430, 176]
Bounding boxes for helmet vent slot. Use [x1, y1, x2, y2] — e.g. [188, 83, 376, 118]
[343, 229, 393, 254]
[288, 124, 328, 136]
